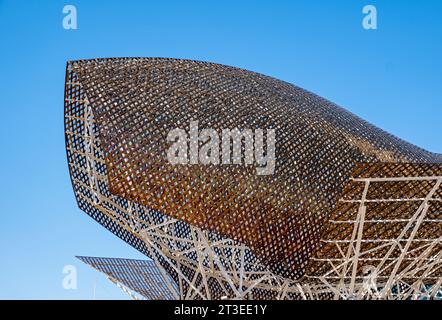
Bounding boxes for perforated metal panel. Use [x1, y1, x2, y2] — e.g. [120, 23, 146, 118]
[77, 256, 177, 299]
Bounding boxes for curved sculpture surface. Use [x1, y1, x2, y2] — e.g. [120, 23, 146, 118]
[65, 58, 441, 295]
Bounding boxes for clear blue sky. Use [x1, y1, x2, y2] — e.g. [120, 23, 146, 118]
[0, 0, 441, 299]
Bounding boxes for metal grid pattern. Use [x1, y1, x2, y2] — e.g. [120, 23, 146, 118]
[65, 57, 441, 279]
[65, 57, 442, 299]
[64, 70, 311, 299]
[77, 256, 177, 300]
[305, 163, 442, 299]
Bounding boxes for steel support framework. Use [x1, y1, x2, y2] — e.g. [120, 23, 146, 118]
[69, 99, 441, 300]
[64, 58, 442, 300]
[66, 94, 311, 299]
[306, 173, 442, 300]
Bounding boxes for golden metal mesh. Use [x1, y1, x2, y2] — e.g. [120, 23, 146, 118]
[65, 67, 286, 299]
[65, 57, 441, 281]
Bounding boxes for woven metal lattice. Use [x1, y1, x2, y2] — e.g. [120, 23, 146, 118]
[65, 67, 289, 300]
[77, 256, 177, 299]
[65, 57, 441, 280]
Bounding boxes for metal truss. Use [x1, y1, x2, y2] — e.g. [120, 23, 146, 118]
[111, 278, 144, 300]
[306, 175, 442, 300]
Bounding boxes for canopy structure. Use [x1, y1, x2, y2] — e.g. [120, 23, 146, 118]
[77, 256, 177, 300]
[65, 58, 441, 299]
